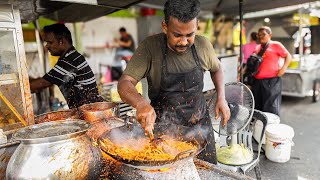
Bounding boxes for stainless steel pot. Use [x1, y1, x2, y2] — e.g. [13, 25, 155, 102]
[6, 120, 103, 179]
[0, 130, 19, 180]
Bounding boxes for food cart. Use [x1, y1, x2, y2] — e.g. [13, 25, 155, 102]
[281, 8, 320, 102]
[282, 54, 320, 102]
[0, 4, 34, 178]
[0, 4, 34, 129]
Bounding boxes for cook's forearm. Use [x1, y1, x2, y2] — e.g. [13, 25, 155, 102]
[30, 78, 52, 93]
[118, 79, 146, 108]
[211, 68, 225, 100]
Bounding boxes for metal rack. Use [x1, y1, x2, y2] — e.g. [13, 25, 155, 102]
[100, 82, 134, 118]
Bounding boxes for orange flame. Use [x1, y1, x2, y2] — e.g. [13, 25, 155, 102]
[146, 167, 171, 172]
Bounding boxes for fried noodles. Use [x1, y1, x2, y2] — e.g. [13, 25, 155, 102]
[100, 137, 197, 161]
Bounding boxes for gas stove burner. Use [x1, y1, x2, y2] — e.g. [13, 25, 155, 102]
[101, 153, 200, 180]
[145, 167, 172, 173]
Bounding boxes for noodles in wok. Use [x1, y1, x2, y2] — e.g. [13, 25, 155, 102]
[100, 137, 197, 161]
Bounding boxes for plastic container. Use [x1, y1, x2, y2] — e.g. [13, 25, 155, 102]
[265, 124, 294, 163]
[140, 7, 156, 16]
[110, 82, 143, 102]
[288, 60, 299, 69]
[253, 112, 280, 144]
[0, 129, 7, 144]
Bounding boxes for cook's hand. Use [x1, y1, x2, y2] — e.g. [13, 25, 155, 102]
[136, 101, 156, 136]
[215, 98, 231, 126]
[277, 68, 286, 77]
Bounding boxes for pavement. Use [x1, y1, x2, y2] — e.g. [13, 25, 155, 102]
[246, 96, 320, 180]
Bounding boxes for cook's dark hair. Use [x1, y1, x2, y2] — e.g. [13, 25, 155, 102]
[119, 27, 126, 32]
[258, 26, 272, 34]
[250, 32, 258, 41]
[43, 23, 73, 45]
[164, 0, 200, 24]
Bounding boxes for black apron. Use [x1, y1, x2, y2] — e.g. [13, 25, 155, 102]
[150, 36, 217, 164]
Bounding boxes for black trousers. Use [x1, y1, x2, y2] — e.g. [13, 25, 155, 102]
[252, 77, 282, 115]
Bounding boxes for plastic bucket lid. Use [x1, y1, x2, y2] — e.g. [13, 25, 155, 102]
[263, 112, 280, 124]
[266, 124, 294, 142]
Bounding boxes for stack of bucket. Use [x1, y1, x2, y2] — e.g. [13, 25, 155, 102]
[253, 112, 295, 163]
[253, 112, 280, 144]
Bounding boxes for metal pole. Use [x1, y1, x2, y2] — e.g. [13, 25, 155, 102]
[73, 23, 83, 54]
[34, 20, 45, 74]
[33, 20, 50, 114]
[239, 0, 244, 83]
[298, 8, 303, 69]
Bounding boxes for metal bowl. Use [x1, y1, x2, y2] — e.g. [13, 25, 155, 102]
[78, 102, 119, 123]
[34, 109, 79, 124]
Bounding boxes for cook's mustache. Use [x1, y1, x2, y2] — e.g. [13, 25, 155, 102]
[175, 44, 190, 48]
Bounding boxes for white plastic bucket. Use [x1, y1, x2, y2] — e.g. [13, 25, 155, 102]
[253, 112, 280, 144]
[265, 124, 294, 163]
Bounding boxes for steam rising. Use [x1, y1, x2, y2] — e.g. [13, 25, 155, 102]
[155, 109, 211, 146]
[107, 124, 148, 151]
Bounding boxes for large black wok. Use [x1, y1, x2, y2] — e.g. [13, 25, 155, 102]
[98, 122, 207, 170]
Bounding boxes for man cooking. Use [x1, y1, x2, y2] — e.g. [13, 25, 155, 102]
[30, 23, 104, 109]
[117, 0, 230, 164]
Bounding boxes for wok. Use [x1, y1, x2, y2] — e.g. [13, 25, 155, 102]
[98, 122, 207, 170]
